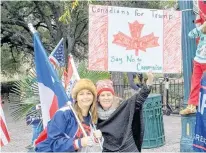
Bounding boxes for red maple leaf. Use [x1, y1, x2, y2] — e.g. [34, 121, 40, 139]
[112, 21, 159, 56]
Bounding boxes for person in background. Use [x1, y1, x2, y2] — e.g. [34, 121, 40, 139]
[127, 72, 143, 90]
[180, 21, 206, 115]
[26, 104, 43, 151]
[127, 72, 147, 96]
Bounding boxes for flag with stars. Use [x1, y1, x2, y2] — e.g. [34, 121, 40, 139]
[33, 33, 68, 127]
[49, 38, 65, 67]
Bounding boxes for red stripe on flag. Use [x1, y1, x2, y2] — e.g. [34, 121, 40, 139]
[201, 85, 206, 89]
[49, 95, 58, 118]
[65, 57, 73, 88]
[49, 58, 58, 67]
[35, 128, 48, 146]
[67, 58, 73, 79]
[35, 96, 58, 146]
[63, 71, 68, 89]
[193, 144, 206, 151]
[0, 139, 4, 147]
[0, 116, 10, 144]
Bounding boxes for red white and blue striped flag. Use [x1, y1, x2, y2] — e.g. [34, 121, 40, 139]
[0, 98, 10, 147]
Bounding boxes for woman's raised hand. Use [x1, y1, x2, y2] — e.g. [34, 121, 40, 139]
[146, 71, 154, 86]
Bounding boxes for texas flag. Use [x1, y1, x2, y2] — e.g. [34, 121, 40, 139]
[33, 32, 69, 128]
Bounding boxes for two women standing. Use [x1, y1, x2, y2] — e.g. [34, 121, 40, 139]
[35, 73, 154, 152]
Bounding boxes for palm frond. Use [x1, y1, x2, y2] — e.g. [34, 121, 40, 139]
[9, 68, 40, 121]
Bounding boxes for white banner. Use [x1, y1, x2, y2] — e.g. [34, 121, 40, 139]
[89, 5, 182, 73]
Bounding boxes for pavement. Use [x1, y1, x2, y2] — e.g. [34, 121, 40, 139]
[1, 97, 181, 152]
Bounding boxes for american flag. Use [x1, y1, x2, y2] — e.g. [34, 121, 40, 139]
[0, 97, 10, 147]
[49, 38, 65, 67]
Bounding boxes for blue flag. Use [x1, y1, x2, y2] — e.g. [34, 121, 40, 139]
[193, 73, 206, 152]
[33, 32, 69, 127]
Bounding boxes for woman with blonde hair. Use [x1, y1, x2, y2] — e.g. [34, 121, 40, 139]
[35, 79, 102, 152]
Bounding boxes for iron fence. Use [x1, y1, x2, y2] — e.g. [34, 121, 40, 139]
[113, 78, 184, 114]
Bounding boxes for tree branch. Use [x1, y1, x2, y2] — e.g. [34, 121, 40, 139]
[2, 20, 30, 33]
[73, 11, 80, 38]
[10, 47, 17, 63]
[75, 21, 88, 40]
[33, 1, 57, 43]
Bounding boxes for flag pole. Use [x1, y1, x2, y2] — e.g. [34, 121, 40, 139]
[69, 54, 80, 80]
[67, 102, 88, 137]
[89, 112, 103, 150]
[28, 22, 91, 140]
[28, 23, 37, 34]
[68, 103, 103, 150]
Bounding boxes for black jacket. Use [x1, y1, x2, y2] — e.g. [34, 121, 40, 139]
[97, 85, 151, 152]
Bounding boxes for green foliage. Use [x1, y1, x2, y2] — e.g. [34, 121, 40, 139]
[1, 48, 19, 75]
[78, 61, 110, 83]
[92, 1, 162, 9]
[159, 0, 177, 9]
[59, 0, 93, 24]
[9, 70, 40, 121]
[123, 73, 129, 85]
[59, 9, 71, 24]
[1, 44, 33, 82]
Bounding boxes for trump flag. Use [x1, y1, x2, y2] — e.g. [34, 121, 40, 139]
[193, 72, 206, 152]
